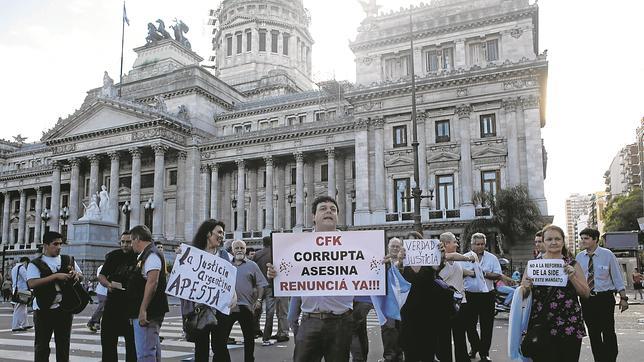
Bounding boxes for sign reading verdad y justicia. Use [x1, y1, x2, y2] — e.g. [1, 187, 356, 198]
[273, 231, 386, 297]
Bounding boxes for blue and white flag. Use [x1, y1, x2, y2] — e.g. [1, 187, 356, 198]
[123, 2, 130, 26]
[371, 266, 411, 325]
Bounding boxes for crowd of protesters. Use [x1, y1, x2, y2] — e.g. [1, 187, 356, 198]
[0, 194, 634, 362]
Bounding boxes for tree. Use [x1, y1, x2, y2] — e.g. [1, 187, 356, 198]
[603, 188, 643, 232]
[462, 186, 544, 251]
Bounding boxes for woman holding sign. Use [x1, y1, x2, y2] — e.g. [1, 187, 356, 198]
[520, 225, 590, 362]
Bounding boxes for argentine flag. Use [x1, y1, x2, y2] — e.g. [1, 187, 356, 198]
[371, 266, 411, 325]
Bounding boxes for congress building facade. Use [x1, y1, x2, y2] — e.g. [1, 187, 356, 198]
[0, 0, 548, 271]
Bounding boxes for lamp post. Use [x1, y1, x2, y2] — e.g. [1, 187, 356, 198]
[40, 208, 51, 235]
[144, 198, 154, 232]
[121, 201, 131, 231]
[60, 206, 69, 241]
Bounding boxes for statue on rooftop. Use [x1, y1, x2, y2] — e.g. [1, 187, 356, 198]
[171, 19, 191, 49]
[101, 71, 116, 98]
[146, 22, 163, 44]
[357, 0, 381, 18]
[156, 19, 172, 39]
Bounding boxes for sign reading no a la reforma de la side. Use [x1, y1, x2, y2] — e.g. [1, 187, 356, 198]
[165, 243, 238, 314]
[526, 259, 568, 287]
[273, 230, 386, 297]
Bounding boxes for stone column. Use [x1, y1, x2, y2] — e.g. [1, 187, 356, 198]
[108, 152, 120, 223]
[294, 152, 304, 231]
[236, 160, 245, 232]
[454, 38, 466, 69]
[456, 105, 475, 219]
[68, 157, 80, 227]
[372, 118, 387, 223]
[504, 98, 521, 187]
[386, 176, 394, 213]
[335, 154, 346, 227]
[304, 161, 314, 227]
[210, 163, 219, 219]
[35, 187, 43, 243]
[249, 167, 258, 230]
[353, 119, 371, 225]
[200, 164, 210, 221]
[264, 157, 274, 232]
[50, 162, 61, 231]
[129, 148, 141, 226]
[88, 154, 100, 200]
[522, 95, 548, 214]
[17, 189, 26, 244]
[326, 148, 336, 198]
[175, 152, 187, 242]
[276, 163, 285, 229]
[2, 192, 10, 244]
[152, 144, 167, 240]
[222, 171, 231, 230]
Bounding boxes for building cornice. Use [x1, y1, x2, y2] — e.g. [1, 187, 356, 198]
[214, 95, 336, 121]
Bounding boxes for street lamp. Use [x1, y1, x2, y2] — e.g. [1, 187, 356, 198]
[144, 198, 154, 232]
[287, 193, 294, 206]
[121, 201, 131, 230]
[144, 198, 154, 210]
[231, 197, 237, 209]
[41, 208, 51, 232]
[60, 206, 69, 240]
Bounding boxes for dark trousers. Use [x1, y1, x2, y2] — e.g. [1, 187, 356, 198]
[381, 318, 403, 361]
[220, 306, 257, 362]
[194, 328, 217, 362]
[532, 336, 581, 362]
[350, 302, 373, 361]
[34, 308, 73, 362]
[582, 292, 618, 362]
[209, 312, 233, 362]
[437, 308, 469, 362]
[101, 312, 136, 362]
[464, 291, 495, 358]
[293, 312, 353, 362]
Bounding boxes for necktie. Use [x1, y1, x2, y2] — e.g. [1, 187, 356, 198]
[587, 254, 595, 292]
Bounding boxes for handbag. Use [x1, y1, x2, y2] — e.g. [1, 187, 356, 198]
[183, 304, 218, 342]
[60, 256, 91, 314]
[11, 289, 32, 304]
[434, 277, 463, 317]
[520, 287, 557, 358]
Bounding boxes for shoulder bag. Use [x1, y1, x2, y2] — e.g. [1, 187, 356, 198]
[11, 265, 32, 304]
[183, 304, 217, 342]
[59, 255, 91, 314]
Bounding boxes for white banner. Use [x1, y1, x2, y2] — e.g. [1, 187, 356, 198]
[165, 244, 237, 314]
[402, 239, 442, 266]
[273, 231, 386, 297]
[526, 259, 568, 287]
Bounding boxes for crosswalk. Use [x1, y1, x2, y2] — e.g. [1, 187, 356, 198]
[0, 304, 381, 361]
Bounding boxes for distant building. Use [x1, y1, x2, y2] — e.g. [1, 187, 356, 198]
[565, 193, 592, 250]
[588, 191, 608, 234]
[604, 143, 640, 200]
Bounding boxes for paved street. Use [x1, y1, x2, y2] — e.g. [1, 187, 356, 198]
[0, 300, 642, 361]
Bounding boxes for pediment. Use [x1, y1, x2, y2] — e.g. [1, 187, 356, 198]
[471, 145, 507, 158]
[385, 155, 414, 168]
[427, 151, 460, 163]
[45, 102, 153, 141]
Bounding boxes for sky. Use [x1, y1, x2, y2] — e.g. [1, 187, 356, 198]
[1, 0, 642, 227]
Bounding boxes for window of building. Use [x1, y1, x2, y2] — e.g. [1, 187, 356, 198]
[119, 176, 132, 189]
[13, 200, 19, 213]
[321, 164, 328, 182]
[28, 227, 35, 243]
[327, 110, 336, 120]
[290, 206, 296, 228]
[480, 114, 496, 138]
[45, 197, 51, 209]
[435, 120, 450, 143]
[263, 171, 267, 187]
[262, 209, 266, 229]
[61, 195, 68, 208]
[468, 38, 499, 65]
[425, 46, 454, 72]
[436, 174, 455, 210]
[287, 116, 297, 126]
[315, 111, 325, 122]
[298, 114, 306, 123]
[270, 119, 278, 128]
[226, 35, 233, 56]
[352, 161, 356, 179]
[291, 167, 297, 184]
[259, 29, 267, 51]
[283, 33, 290, 55]
[394, 178, 411, 213]
[168, 170, 178, 186]
[246, 29, 252, 51]
[141, 173, 155, 188]
[236, 32, 242, 54]
[393, 125, 408, 147]
[84, 178, 90, 197]
[259, 120, 269, 130]
[244, 123, 252, 132]
[481, 170, 501, 196]
[383, 54, 410, 81]
[104, 176, 111, 190]
[234, 125, 243, 134]
[29, 199, 36, 211]
[271, 30, 279, 53]
[485, 39, 499, 61]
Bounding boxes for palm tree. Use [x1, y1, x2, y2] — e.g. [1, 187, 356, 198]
[462, 186, 544, 252]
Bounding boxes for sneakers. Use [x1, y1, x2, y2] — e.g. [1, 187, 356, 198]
[227, 337, 237, 345]
[86, 323, 99, 332]
[275, 335, 290, 343]
[261, 340, 274, 346]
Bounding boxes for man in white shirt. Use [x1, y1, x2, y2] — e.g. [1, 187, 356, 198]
[11, 257, 32, 332]
[27, 231, 83, 362]
[87, 264, 108, 332]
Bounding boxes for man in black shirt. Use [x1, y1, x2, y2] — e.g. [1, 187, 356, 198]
[98, 231, 138, 362]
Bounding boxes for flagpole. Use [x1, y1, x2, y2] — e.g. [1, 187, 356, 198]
[119, 1, 126, 98]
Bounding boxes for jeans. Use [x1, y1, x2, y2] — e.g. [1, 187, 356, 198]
[293, 312, 353, 362]
[582, 292, 619, 362]
[12, 302, 29, 330]
[464, 291, 495, 358]
[221, 306, 257, 362]
[131, 317, 163, 362]
[350, 302, 373, 361]
[497, 285, 515, 306]
[262, 288, 289, 340]
[89, 294, 107, 325]
[34, 308, 73, 362]
[381, 318, 403, 361]
[101, 312, 136, 362]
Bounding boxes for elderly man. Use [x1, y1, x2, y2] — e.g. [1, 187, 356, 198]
[576, 228, 628, 362]
[461, 233, 513, 362]
[222, 239, 268, 362]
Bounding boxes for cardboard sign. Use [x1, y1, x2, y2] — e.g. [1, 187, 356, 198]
[165, 244, 237, 314]
[402, 239, 441, 266]
[273, 231, 386, 297]
[527, 259, 568, 287]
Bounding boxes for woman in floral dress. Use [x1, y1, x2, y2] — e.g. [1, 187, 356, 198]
[521, 225, 590, 361]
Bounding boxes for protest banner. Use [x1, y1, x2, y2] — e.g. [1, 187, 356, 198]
[273, 230, 386, 297]
[526, 259, 568, 287]
[165, 243, 237, 314]
[402, 239, 441, 266]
